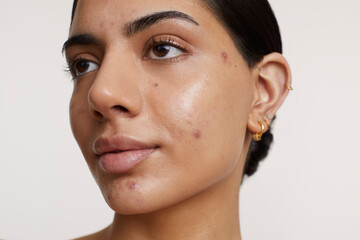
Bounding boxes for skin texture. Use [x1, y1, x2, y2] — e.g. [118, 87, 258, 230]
[65, 0, 291, 239]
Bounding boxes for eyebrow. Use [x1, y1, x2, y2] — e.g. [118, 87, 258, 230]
[124, 10, 199, 37]
[62, 10, 199, 54]
[62, 34, 99, 54]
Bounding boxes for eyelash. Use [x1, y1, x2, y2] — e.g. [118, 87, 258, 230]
[65, 57, 93, 80]
[65, 35, 189, 79]
[143, 35, 189, 62]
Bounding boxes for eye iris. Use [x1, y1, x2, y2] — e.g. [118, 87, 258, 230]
[75, 61, 89, 73]
[153, 45, 170, 57]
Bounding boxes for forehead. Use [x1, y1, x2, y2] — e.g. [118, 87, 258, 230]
[71, 0, 212, 33]
[67, 0, 245, 66]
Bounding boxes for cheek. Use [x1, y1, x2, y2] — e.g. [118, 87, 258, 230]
[169, 80, 207, 133]
[70, 92, 107, 186]
[70, 88, 86, 138]
[147, 61, 252, 185]
[69, 87, 96, 163]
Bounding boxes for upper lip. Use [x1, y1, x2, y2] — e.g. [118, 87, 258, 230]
[93, 135, 157, 156]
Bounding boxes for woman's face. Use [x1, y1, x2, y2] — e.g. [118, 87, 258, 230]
[67, 0, 256, 214]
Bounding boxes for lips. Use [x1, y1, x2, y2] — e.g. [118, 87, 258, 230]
[93, 136, 158, 173]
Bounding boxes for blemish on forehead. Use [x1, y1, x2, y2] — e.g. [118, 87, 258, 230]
[193, 129, 201, 139]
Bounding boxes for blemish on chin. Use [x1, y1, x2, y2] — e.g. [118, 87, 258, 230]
[193, 129, 201, 139]
[129, 181, 138, 190]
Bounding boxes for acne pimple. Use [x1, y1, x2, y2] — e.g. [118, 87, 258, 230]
[193, 129, 201, 139]
[221, 51, 228, 61]
[110, 21, 115, 26]
[221, 51, 231, 65]
[129, 181, 138, 190]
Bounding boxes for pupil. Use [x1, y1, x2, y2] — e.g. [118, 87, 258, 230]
[154, 45, 170, 57]
[76, 61, 89, 73]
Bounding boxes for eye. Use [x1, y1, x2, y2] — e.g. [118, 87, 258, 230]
[148, 44, 185, 60]
[144, 35, 189, 62]
[70, 59, 99, 78]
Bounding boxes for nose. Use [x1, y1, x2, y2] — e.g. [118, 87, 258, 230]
[88, 55, 143, 121]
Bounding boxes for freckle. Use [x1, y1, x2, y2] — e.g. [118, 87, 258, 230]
[193, 129, 201, 139]
[153, 83, 159, 87]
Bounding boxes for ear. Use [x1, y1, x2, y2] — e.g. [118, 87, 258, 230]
[247, 52, 292, 136]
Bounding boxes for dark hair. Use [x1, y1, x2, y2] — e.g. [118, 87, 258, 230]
[70, 0, 282, 177]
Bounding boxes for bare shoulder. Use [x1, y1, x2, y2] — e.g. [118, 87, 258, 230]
[72, 227, 109, 240]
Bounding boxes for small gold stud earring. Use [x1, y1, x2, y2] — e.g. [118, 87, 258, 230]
[287, 85, 293, 91]
[267, 113, 273, 120]
[253, 121, 265, 141]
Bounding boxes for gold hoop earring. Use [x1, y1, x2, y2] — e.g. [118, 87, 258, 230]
[253, 121, 265, 141]
[264, 119, 270, 128]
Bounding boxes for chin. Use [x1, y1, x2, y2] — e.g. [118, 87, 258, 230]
[97, 174, 175, 215]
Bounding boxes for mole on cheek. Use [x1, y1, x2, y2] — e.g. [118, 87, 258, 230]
[193, 129, 201, 139]
[153, 83, 159, 87]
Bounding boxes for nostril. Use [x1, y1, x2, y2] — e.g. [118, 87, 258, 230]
[112, 105, 129, 113]
[93, 110, 103, 119]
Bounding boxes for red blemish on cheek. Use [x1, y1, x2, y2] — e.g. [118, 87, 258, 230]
[221, 51, 228, 61]
[221, 51, 232, 66]
[110, 21, 115, 26]
[193, 129, 201, 139]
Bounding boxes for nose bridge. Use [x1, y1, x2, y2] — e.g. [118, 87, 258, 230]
[88, 51, 142, 120]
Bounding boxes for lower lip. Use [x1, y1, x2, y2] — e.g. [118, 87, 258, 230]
[99, 149, 155, 173]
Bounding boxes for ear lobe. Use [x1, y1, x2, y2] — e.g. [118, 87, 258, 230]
[247, 52, 292, 135]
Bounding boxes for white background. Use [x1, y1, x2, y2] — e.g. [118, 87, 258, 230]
[0, 1, 359, 239]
